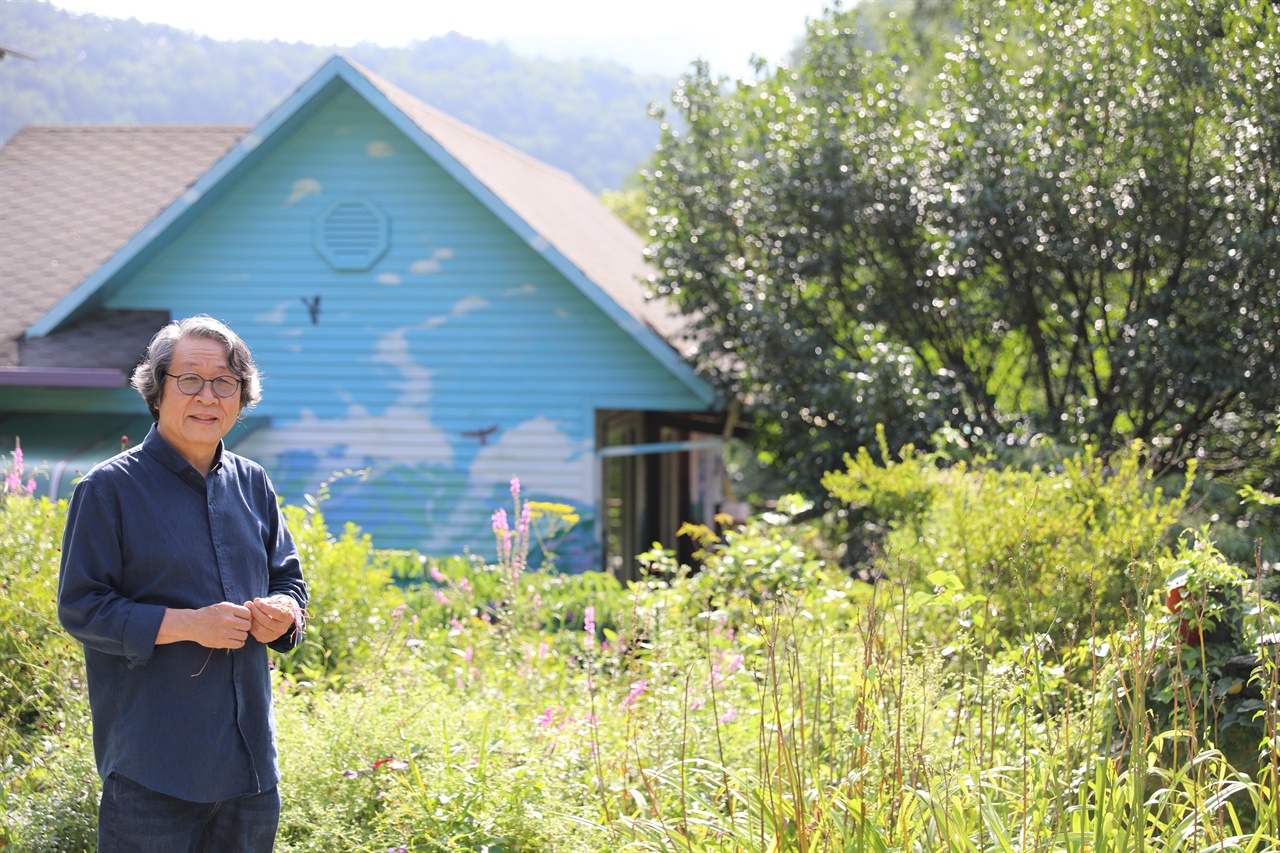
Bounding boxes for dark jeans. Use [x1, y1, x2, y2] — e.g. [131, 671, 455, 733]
[97, 773, 280, 853]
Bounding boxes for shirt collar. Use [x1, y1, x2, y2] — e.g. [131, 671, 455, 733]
[141, 424, 225, 475]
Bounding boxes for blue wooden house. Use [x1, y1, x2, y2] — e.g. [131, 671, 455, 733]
[0, 56, 729, 576]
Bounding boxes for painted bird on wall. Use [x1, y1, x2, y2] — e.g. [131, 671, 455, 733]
[301, 295, 321, 324]
[462, 425, 499, 445]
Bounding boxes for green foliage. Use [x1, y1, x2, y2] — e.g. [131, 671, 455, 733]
[0, 490, 98, 850]
[599, 186, 648, 234]
[645, 0, 1280, 495]
[639, 494, 854, 626]
[822, 424, 939, 535]
[278, 505, 406, 681]
[827, 441, 1193, 642]
[1, 2, 673, 191]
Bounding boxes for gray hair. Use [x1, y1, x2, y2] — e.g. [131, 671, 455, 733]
[131, 315, 263, 420]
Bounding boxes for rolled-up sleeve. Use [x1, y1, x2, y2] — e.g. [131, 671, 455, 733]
[57, 477, 167, 668]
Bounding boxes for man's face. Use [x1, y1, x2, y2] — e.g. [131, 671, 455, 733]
[155, 336, 243, 468]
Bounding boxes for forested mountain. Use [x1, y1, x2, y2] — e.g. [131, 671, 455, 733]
[0, 1, 675, 191]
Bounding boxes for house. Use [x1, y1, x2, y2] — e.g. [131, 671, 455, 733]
[0, 55, 730, 578]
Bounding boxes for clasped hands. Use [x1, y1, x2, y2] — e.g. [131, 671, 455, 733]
[158, 597, 296, 648]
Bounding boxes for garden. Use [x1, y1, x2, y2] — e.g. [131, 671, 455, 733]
[5, 435, 1280, 852]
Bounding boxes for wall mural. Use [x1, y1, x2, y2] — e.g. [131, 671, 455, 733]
[237, 309, 600, 570]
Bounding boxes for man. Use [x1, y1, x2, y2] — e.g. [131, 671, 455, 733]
[58, 315, 307, 852]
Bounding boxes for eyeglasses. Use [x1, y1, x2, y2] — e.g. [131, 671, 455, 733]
[165, 372, 241, 399]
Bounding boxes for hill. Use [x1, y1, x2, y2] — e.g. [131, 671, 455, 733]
[0, 1, 675, 191]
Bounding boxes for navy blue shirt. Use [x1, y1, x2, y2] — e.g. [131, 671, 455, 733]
[57, 426, 307, 803]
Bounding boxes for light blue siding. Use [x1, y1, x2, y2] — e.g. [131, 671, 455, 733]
[100, 86, 707, 565]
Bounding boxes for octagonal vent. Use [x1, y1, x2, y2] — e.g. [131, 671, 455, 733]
[315, 198, 388, 271]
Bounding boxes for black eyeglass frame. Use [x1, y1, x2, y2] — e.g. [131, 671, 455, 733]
[164, 372, 242, 399]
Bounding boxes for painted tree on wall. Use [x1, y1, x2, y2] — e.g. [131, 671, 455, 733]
[645, 0, 1280, 495]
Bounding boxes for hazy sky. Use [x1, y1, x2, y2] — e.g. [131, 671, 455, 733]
[45, 0, 840, 76]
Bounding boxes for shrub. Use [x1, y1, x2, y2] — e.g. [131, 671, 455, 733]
[825, 441, 1193, 644]
[1, 489, 98, 850]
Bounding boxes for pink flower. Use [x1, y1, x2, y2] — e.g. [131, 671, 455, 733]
[519, 503, 531, 537]
[622, 679, 648, 708]
[583, 606, 596, 650]
[491, 508, 509, 534]
[532, 594, 542, 610]
[434, 591, 449, 606]
[510, 477, 521, 498]
[719, 708, 738, 724]
[458, 577, 471, 593]
[24, 479, 35, 495]
[429, 566, 446, 583]
[391, 604, 406, 620]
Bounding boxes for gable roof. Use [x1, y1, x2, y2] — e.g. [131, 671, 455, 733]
[0, 126, 246, 366]
[4, 55, 716, 406]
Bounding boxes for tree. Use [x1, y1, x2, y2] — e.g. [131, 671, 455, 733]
[645, 0, 1280, 496]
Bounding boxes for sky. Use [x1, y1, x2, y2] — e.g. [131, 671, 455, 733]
[45, 0, 839, 77]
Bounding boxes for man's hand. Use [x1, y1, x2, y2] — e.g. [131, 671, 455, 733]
[158, 602, 252, 648]
[246, 596, 296, 644]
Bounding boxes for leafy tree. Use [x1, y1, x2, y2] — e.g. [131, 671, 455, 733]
[645, 0, 1280, 496]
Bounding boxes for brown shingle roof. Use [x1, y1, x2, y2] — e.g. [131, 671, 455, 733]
[0, 125, 247, 366]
